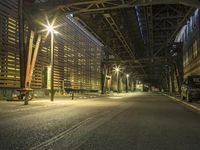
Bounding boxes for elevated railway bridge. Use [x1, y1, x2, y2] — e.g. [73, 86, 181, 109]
[1, 0, 200, 103]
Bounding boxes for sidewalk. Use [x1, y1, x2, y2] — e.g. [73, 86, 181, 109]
[0, 92, 138, 113]
[163, 92, 200, 112]
[0, 93, 110, 113]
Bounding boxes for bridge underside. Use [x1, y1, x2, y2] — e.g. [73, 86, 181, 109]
[24, 0, 199, 85]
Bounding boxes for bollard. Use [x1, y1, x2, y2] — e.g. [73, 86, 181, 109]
[24, 92, 29, 105]
[72, 91, 74, 100]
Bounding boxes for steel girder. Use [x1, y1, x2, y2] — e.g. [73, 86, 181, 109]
[104, 57, 168, 64]
[28, 0, 200, 14]
[132, 3, 192, 83]
[138, 4, 192, 57]
[153, 7, 194, 56]
[103, 14, 135, 59]
[25, 0, 197, 83]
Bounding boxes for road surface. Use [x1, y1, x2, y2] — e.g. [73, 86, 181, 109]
[0, 92, 199, 150]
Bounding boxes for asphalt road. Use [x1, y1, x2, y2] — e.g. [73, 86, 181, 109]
[0, 92, 200, 150]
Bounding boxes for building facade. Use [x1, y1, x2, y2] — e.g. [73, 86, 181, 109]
[0, 1, 102, 97]
[176, 9, 200, 79]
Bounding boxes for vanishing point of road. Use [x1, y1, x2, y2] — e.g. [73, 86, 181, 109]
[0, 92, 199, 150]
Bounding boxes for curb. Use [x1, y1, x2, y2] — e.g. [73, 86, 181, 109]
[163, 93, 200, 112]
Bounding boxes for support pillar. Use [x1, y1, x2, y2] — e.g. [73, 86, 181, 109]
[18, 28, 41, 105]
[126, 76, 129, 93]
[170, 65, 175, 94]
[19, 0, 25, 89]
[101, 59, 108, 94]
[103, 66, 108, 94]
[173, 63, 181, 94]
[119, 77, 123, 93]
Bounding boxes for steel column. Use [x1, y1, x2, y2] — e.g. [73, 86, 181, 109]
[19, 0, 26, 89]
[101, 62, 108, 94]
[173, 63, 181, 94]
[51, 32, 54, 101]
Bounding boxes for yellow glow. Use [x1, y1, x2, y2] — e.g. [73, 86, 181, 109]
[113, 66, 120, 73]
[126, 74, 129, 78]
[37, 15, 60, 38]
[46, 25, 54, 33]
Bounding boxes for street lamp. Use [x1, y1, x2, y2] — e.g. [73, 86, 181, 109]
[49, 26, 55, 101]
[114, 66, 120, 93]
[126, 74, 129, 93]
[38, 16, 60, 101]
[44, 24, 58, 101]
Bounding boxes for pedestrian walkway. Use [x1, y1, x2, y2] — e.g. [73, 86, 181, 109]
[0, 93, 112, 113]
[0, 92, 137, 113]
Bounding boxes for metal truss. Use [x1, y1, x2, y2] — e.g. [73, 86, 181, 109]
[75, 11, 146, 76]
[153, 7, 194, 56]
[104, 56, 168, 65]
[137, 4, 193, 57]
[103, 13, 135, 59]
[74, 17, 120, 59]
[29, 0, 200, 14]
[145, 6, 154, 57]
[26, 0, 200, 82]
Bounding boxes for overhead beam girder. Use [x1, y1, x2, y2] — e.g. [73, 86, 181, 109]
[29, 0, 200, 14]
[105, 56, 168, 64]
[103, 13, 135, 59]
[153, 7, 194, 56]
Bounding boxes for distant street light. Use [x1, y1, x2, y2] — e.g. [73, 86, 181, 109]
[114, 66, 120, 93]
[126, 74, 129, 93]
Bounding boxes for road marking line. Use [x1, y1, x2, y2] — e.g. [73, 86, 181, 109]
[29, 109, 111, 150]
[163, 94, 200, 112]
[29, 116, 94, 150]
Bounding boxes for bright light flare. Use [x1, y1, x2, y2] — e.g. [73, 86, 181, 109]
[46, 25, 54, 33]
[43, 23, 58, 35]
[113, 66, 120, 73]
[126, 74, 129, 78]
[37, 15, 61, 38]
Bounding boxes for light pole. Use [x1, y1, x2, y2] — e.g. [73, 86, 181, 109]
[39, 17, 59, 102]
[126, 74, 129, 93]
[46, 25, 58, 101]
[114, 66, 120, 93]
[50, 28, 54, 101]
